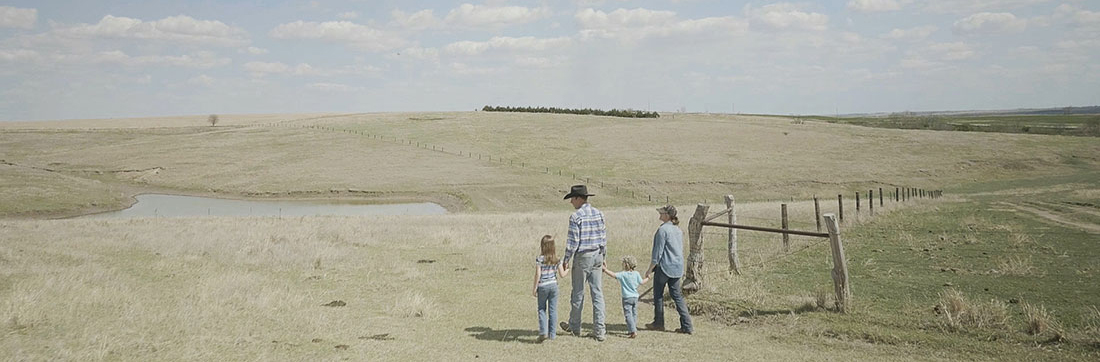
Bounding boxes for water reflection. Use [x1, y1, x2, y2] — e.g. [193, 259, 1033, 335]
[80, 194, 448, 218]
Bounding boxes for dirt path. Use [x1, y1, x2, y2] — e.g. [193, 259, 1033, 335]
[1003, 202, 1100, 233]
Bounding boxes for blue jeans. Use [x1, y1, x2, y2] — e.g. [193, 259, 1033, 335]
[653, 266, 692, 332]
[567, 251, 605, 337]
[622, 297, 638, 333]
[537, 283, 558, 338]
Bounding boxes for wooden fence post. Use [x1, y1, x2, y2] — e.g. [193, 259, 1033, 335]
[814, 195, 822, 232]
[725, 195, 741, 275]
[838, 194, 844, 222]
[781, 203, 790, 252]
[879, 187, 883, 206]
[683, 204, 710, 294]
[895, 187, 899, 202]
[869, 190, 874, 214]
[824, 214, 851, 313]
[856, 192, 861, 213]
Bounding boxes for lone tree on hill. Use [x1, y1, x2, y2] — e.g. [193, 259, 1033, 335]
[208, 114, 218, 126]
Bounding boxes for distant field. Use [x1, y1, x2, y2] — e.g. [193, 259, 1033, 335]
[2, 111, 1098, 217]
[796, 114, 1100, 136]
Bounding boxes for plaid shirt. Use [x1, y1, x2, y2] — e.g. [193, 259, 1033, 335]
[564, 203, 607, 263]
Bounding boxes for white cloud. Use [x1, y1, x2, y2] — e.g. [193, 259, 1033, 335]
[925, 41, 976, 60]
[881, 25, 937, 40]
[336, 11, 358, 20]
[952, 12, 1027, 34]
[269, 20, 406, 52]
[449, 62, 500, 75]
[575, 8, 747, 42]
[187, 74, 216, 86]
[846, 0, 907, 13]
[243, 61, 381, 77]
[922, 0, 1054, 14]
[745, 3, 829, 32]
[444, 36, 572, 55]
[0, 48, 39, 62]
[390, 9, 443, 30]
[392, 47, 440, 62]
[84, 50, 231, 68]
[307, 82, 363, 92]
[444, 3, 550, 28]
[241, 46, 269, 55]
[0, 6, 36, 29]
[513, 56, 565, 68]
[57, 15, 249, 46]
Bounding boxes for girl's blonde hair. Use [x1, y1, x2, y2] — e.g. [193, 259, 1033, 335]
[540, 235, 559, 265]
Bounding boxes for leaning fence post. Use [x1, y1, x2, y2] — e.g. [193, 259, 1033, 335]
[683, 204, 710, 294]
[824, 214, 850, 313]
[814, 195, 822, 232]
[725, 195, 741, 275]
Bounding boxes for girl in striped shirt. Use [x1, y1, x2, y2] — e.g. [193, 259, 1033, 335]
[533, 235, 570, 342]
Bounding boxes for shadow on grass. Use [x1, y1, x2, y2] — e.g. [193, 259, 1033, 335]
[465, 323, 633, 343]
[465, 327, 540, 344]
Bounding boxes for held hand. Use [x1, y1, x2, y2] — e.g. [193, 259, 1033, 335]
[532, 290, 537, 297]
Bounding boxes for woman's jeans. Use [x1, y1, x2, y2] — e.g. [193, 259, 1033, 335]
[653, 266, 693, 332]
[537, 283, 558, 338]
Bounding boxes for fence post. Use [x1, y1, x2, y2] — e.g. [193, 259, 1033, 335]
[781, 203, 790, 252]
[824, 214, 851, 313]
[725, 195, 741, 275]
[683, 204, 710, 294]
[814, 195, 822, 232]
[838, 194, 844, 222]
[879, 187, 883, 207]
[856, 192, 861, 213]
[869, 190, 874, 214]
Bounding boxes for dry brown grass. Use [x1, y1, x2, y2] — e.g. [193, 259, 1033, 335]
[936, 289, 1009, 331]
[996, 256, 1037, 276]
[0, 208, 938, 361]
[1023, 303, 1062, 338]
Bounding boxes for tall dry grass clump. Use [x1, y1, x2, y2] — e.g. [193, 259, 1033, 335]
[996, 256, 1036, 276]
[936, 289, 1008, 331]
[391, 291, 438, 319]
[1022, 303, 1062, 339]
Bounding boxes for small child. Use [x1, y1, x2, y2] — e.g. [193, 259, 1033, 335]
[533, 235, 569, 342]
[602, 255, 650, 338]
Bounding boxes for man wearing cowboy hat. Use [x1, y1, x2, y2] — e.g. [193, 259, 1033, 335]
[558, 184, 608, 341]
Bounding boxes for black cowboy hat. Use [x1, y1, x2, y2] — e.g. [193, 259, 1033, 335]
[563, 185, 595, 200]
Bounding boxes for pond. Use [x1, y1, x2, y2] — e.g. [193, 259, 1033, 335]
[79, 194, 448, 218]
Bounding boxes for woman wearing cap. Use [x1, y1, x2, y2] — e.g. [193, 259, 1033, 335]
[644, 205, 693, 334]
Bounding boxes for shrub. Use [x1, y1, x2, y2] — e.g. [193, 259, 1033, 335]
[208, 114, 219, 126]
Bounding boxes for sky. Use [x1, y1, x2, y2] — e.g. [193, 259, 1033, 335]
[1, 0, 1098, 121]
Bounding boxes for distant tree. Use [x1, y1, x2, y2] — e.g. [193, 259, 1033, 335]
[208, 114, 219, 126]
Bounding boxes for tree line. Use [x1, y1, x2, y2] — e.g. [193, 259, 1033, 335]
[482, 105, 660, 118]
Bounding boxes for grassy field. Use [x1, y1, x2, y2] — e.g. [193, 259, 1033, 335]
[797, 114, 1100, 136]
[1, 111, 1098, 360]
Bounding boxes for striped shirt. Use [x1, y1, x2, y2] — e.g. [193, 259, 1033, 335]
[564, 203, 607, 263]
[535, 255, 558, 286]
